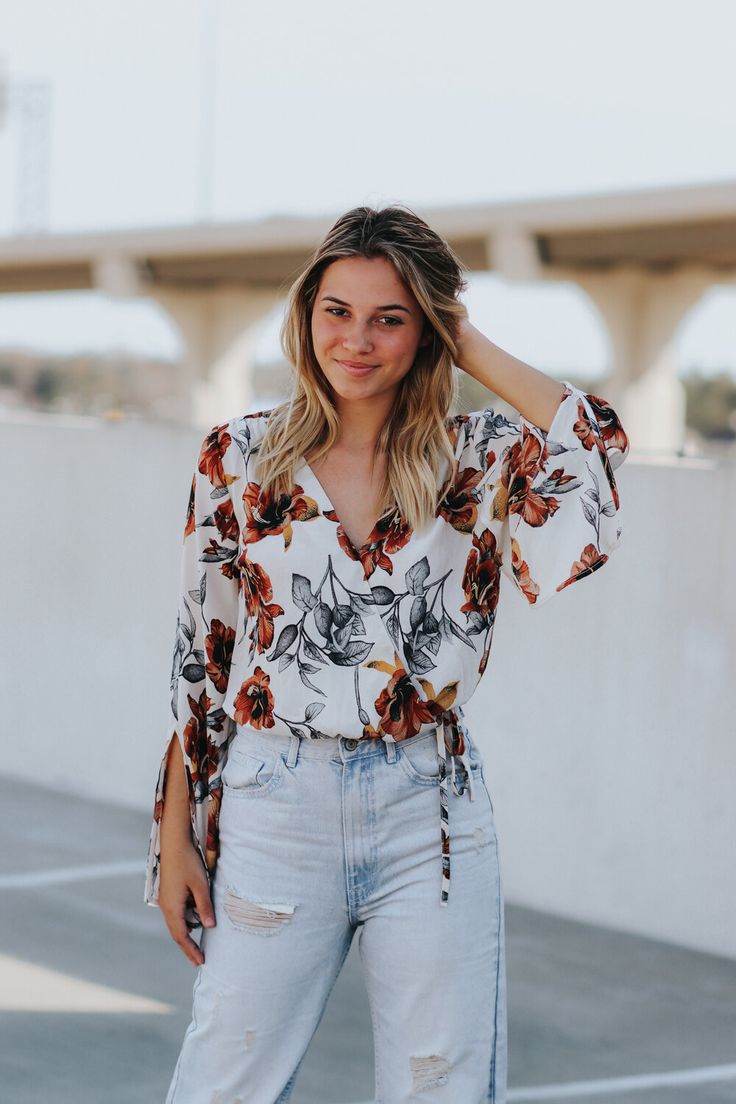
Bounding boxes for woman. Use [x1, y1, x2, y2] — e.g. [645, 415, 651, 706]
[144, 204, 629, 1103]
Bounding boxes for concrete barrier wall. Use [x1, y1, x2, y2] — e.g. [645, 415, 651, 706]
[2, 414, 734, 959]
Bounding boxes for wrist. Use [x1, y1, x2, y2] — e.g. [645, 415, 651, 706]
[455, 320, 491, 377]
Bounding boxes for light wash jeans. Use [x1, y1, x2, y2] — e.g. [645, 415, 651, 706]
[165, 722, 507, 1103]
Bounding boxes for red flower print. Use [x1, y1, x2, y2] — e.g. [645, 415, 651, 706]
[213, 496, 239, 544]
[461, 528, 502, 622]
[579, 394, 629, 457]
[438, 463, 486, 534]
[508, 536, 540, 604]
[205, 786, 222, 874]
[574, 396, 628, 511]
[500, 429, 580, 529]
[327, 507, 413, 579]
[557, 542, 609, 593]
[242, 482, 320, 549]
[237, 553, 285, 654]
[182, 688, 211, 764]
[183, 475, 196, 539]
[205, 618, 236, 693]
[182, 689, 219, 795]
[373, 666, 436, 740]
[198, 424, 236, 491]
[233, 666, 276, 729]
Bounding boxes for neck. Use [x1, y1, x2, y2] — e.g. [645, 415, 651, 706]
[332, 391, 395, 453]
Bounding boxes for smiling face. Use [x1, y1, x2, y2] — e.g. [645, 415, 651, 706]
[310, 255, 431, 411]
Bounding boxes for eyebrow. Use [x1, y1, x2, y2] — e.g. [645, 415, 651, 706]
[320, 295, 412, 314]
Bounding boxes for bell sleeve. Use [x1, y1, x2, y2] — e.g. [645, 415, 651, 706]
[469, 379, 629, 608]
[143, 423, 241, 926]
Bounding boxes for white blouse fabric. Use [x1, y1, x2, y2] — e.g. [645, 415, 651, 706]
[144, 380, 629, 921]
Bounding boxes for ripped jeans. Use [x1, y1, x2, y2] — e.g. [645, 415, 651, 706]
[165, 722, 507, 1103]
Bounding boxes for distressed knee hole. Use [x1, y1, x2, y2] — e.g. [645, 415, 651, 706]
[223, 887, 296, 935]
[410, 1053, 450, 1090]
[243, 1028, 256, 1050]
[474, 826, 489, 850]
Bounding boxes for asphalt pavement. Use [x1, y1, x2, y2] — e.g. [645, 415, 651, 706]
[1, 776, 735, 1104]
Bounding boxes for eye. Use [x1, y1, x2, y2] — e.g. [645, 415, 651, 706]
[324, 308, 402, 327]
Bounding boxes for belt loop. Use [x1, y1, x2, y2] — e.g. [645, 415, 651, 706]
[286, 731, 301, 768]
[382, 733, 397, 763]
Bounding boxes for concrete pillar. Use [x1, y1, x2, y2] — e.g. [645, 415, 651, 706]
[568, 268, 712, 456]
[147, 286, 282, 429]
[486, 226, 716, 454]
[487, 226, 544, 282]
[91, 255, 282, 427]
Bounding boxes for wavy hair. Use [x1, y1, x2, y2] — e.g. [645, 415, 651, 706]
[254, 203, 469, 533]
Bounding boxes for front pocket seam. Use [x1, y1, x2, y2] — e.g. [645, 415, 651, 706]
[396, 753, 439, 786]
[222, 753, 286, 798]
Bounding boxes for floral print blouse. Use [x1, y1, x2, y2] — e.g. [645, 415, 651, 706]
[144, 380, 629, 924]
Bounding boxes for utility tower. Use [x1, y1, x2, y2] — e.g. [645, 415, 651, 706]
[0, 57, 52, 233]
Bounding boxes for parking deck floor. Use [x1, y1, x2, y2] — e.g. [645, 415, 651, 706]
[1, 777, 734, 1104]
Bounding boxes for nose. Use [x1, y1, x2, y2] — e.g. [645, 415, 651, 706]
[342, 320, 374, 355]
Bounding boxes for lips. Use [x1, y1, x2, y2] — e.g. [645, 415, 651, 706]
[336, 359, 379, 376]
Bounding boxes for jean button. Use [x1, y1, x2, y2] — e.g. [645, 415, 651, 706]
[344, 738, 358, 751]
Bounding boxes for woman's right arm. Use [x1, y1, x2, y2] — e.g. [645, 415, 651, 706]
[158, 734, 216, 967]
[143, 421, 242, 965]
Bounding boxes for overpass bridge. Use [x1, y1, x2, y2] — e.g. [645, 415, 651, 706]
[1, 177, 735, 446]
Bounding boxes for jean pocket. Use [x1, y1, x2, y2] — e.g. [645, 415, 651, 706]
[221, 746, 286, 798]
[397, 729, 489, 786]
[395, 735, 439, 785]
[396, 739, 480, 786]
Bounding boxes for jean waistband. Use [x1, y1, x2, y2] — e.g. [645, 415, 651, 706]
[230, 721, 445, 763]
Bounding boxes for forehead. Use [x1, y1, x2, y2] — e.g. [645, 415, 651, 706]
[317, 255, 416, 306]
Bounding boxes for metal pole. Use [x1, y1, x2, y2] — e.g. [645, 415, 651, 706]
[197, 0, 219, 222]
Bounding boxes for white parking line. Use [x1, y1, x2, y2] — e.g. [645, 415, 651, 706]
[0, 952, 173, 1013]
[504, 1062, 736, 1099]
[349, 1060, 736, 1103]
[0, 860, 142, 888]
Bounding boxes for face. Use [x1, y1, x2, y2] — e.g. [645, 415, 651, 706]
[310, 255, 431, 410]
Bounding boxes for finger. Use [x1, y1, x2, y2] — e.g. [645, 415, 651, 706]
[169, 915, 205, 967]
[161, 896, 205, 967]
[191, 877, 216, 930]
[179, 929, 205, 967]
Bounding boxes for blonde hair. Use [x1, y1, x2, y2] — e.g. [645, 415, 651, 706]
[255, 203, 469, 533]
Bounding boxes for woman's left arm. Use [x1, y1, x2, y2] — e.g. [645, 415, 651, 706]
[454, 313, 567, 432]
[452, 308, 630, 608]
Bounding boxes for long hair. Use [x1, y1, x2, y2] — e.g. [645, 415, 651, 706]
[254, 203, 469, 533]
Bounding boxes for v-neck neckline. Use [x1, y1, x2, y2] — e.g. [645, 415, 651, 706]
[297, 456, 397, 558]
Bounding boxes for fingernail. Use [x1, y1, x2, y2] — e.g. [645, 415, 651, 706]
[204, 918, 215, 928]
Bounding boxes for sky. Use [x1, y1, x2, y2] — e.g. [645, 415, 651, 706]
[0, 0, 735, 376]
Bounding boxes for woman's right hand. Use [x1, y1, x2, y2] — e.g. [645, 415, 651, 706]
[159, 837, 216, 967]
[157, 734, 216, 966]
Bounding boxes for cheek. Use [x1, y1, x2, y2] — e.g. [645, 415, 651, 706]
[312, 317, 337, 352]
[392, 329, 423, 364]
